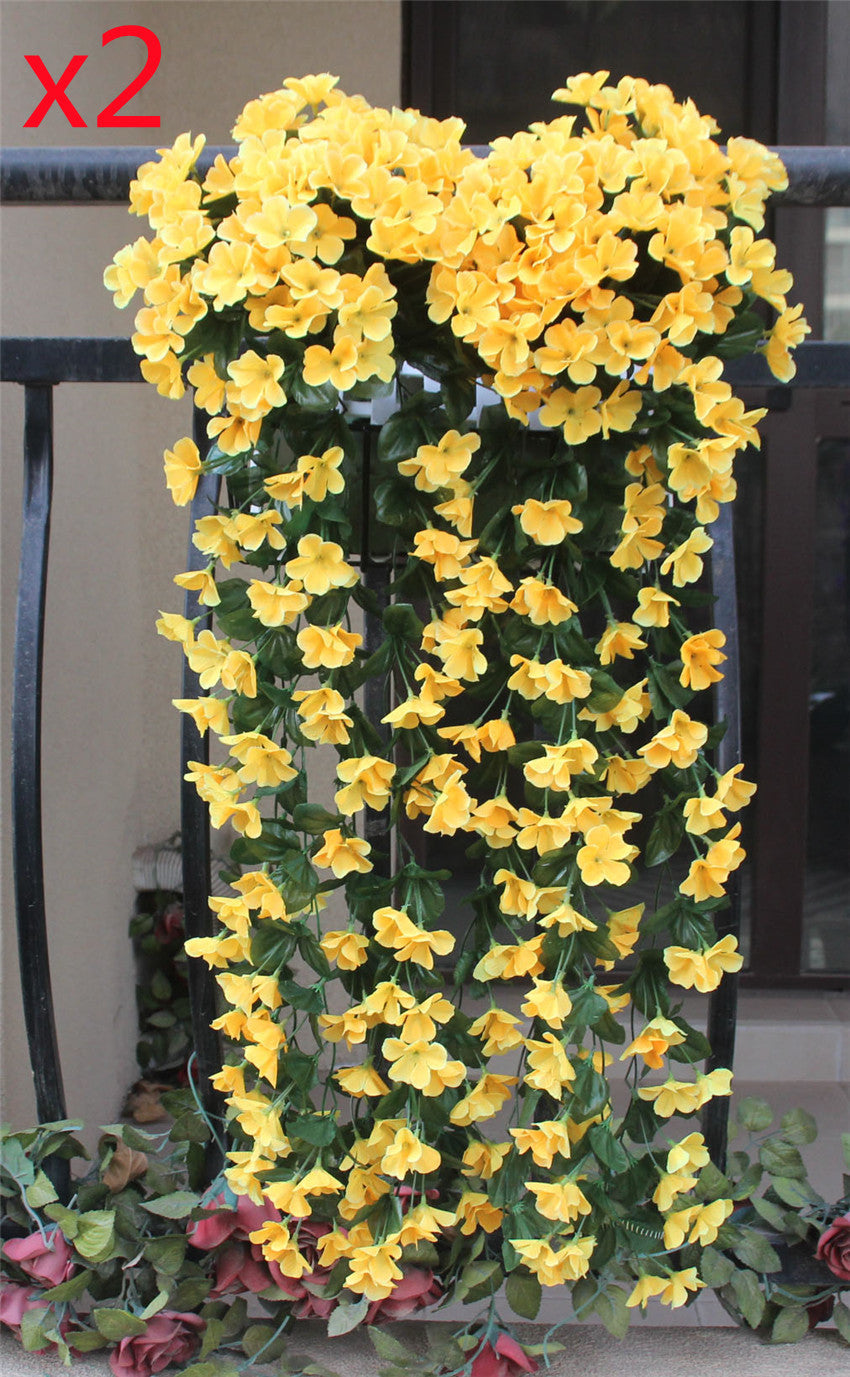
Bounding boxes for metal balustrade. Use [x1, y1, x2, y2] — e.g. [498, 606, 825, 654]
[3, 146, 849, 1193]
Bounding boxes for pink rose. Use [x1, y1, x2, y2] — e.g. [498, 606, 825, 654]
[465, 1334, 539, 1377]
[108, 1311, 204, 1377]
[0, 1281, 45, 1341]
[188, 1192, 281, 1251]
[154, 903, 184, 945]
[3, 1229, 75, 1287]
[209, 1242, 275, 1298]
[816, 1212, 850, 1282]
[366, 1268, 443, 1324]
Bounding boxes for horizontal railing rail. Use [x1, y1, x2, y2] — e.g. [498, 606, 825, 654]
[2, 144, 850, 206]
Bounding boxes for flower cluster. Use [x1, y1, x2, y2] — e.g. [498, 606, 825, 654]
[106, 72, 808, 1333]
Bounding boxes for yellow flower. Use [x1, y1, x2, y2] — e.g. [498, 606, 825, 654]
[344, 1241, 403, 1302]
[163, 437, 202, 506]
[634, 587, 679, 628]
[524, 1033, 576, 1099]
[398, 428, 481, 491]
[521, 979, 573, 1029]
[660, 527, 713, 586]
[172, 695, 230, 737]
[297, 446, 345, 502]
[450, 1074, 518, 1126]
[664, 935, 743, 992]
[473, 936, 545, 981]
[284, 534, 358, 595]
[303, 335, 359, 390]
[666, 1132, 710, 1175]
[509, 1121, 572, 1169]
[222, 731, 297, 787]
[413, 527, 478, 580]
[247, 580, 309, 627]
[456, 1192, 503, 1235]
[627, 1268, 703, 1309]
[652, 1171, 698, 1212]
[335, 755, 396, 814]
[511, 577, 577, 625]
[372, 905, 455, 969]
[468, 1007, 525, 1056]
[763, 303, 810, 382]
[422, 770, 476, 835]
[313, 829, 372, 877]
[638, 710, 708, 770]
[576, 825, 637, 887]
[320, 929, 369, 970]
[603, 755, 652, 794]
[461, 1140, 512, 1180]
[527, 1178, 592, 1224]
[296, 622, 361, 669]
[637, 1078, 704, 1118]
[512, 498, 583, 544]
[680, 628, 726, 690]
[382, 1037, 465, 1095]
[334, 1062, 390, 1098]
[381, 1128, 441, 1179]
[596, 621, 647, 665]
[621, 1017, 686, 1069]
[226, 349, 286, 414]
[679, 825, 745, 902]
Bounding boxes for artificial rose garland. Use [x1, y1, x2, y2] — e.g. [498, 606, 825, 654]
[107, 70, 808, 1332]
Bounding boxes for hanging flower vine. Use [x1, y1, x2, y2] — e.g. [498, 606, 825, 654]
[106, 70, 808, 1343]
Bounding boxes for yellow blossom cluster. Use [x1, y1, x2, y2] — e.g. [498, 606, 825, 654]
[112, 73, 805, 1327]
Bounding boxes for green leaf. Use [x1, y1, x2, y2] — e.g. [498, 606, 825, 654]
[75, 1210, 116, 1262]
[141, 1190, 200, 1218]
[290, 1114, 337, 1147]
[25, 1169, 59, 1208]
[20, 1307, 49, 1352]
[44, 1201, 79, 1238]
[700, 1246, 735, 1288]
[139, 1290, 170, 1321]
[644, 808, 685, 867]
[368, 1327, 416, 1363]
[457, 1258, 502, 1303]
[729, 1266, 766, 1329]
[93, 1307, 148, 1340]
[505, 1269, 541, 1320]
[770, 1306, 809, 1344]
[587, 1122, 630, 1173]
[326, 1295, 370, 1335]
[65, 1330, 108, 1352]
[752, 1197, 787, 1232]
[842, 1133, 850, 1172]
[779, 1108, 818, 1145]
[834, 1300, 850, 1345]
[731, 1228, 782, 1274]
[40, 1268, 94, 1302]
[242, 1323, 287, 1360]
[382, 602, 424, 642]
[593, 1286, 630, 1340]
[293, 803, 340, 834]
[736, 1096, 773, 1132]
[759, 1139, 806, 1181]
[770, 1176, 816, 1209]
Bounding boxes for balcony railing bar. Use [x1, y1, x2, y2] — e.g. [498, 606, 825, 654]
[2, 145, 850, 207]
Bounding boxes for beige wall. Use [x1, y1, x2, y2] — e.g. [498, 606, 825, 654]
[1, 1, 402, 1135]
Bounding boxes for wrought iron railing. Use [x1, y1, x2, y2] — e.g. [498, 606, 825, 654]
[3, 146, 849, 1192]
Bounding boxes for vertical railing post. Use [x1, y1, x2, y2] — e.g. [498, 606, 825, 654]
[703, 498, 743, 1169]
[12, 382, 70, 1198]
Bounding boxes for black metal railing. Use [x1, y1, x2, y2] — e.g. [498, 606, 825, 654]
[3, 146, 849, 1186]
